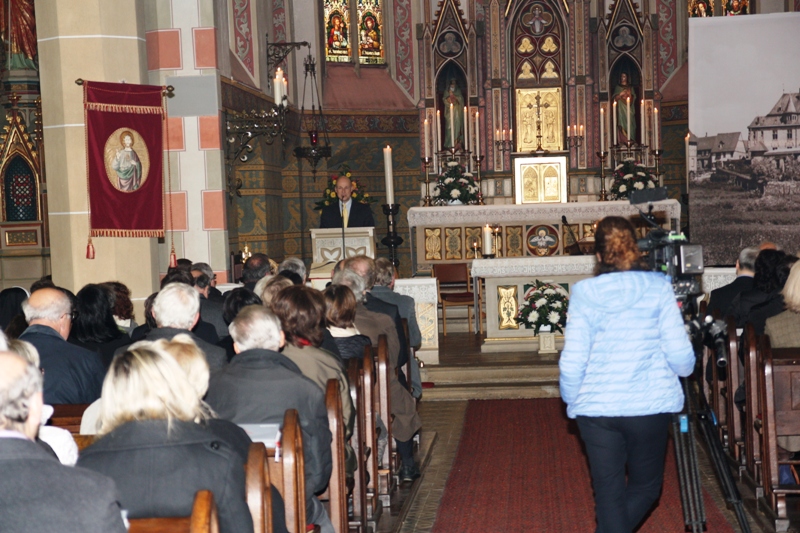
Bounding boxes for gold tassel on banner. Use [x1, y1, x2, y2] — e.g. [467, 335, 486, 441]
[86, 238, 95, 259]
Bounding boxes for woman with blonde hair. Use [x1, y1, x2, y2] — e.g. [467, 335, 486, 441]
[559, 216, 695, 533]
[765, 260, 800, 347]
[76, 343, 252, 533]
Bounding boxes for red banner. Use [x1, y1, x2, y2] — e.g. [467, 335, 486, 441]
[84, 81, 165, 238]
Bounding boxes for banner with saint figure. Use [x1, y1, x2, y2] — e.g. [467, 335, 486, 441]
[84, 81, 165, 238]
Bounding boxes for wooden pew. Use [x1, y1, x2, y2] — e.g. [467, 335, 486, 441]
[742, 323, 763, 490]
[347, 357, 367, 533]
[246, 442, 273, 533]
[321, 378, 348, 533]
[401, 318, 413, 394]
[267, 409, 307, 533]
[361, 345, 381, 527]
[758, 341, 800, 532]
[128, 489, 219, 533]
[374, 335, 396, 506]
[49, 404, 90, 434]
[723, 316, 745, 465]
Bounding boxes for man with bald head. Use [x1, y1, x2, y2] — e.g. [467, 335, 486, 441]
[19, 288, 105, 405]
[0, 352, 126, 532]
[320, 175, 375, 228]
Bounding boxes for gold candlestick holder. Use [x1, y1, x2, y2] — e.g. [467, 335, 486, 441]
[472, 154, 485, 205]
[420, 157, 433, 206]
[597, 150, 609, 201]
[652, 149, 663, 187]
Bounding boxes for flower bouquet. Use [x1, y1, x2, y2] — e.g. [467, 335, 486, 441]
[433, 161, 480, 205]
[314, 163, 377, 210]
[516, 280, 569, 335]
[609, 159, 657, 200]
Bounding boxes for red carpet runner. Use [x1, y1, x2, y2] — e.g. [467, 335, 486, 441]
[431, 398, 736, 532]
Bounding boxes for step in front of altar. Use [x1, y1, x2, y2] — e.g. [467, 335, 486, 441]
[421, 361, 561, 401]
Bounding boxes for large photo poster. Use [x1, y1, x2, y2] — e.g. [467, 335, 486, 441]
[688, 13, 800, 265]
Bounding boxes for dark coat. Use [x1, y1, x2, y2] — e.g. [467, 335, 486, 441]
[205, 348, 332, 497]
[707, 275, 754, 319]
[320, 201, 375, 229]
[0, 437, 126, 533]
[199, 295, 228, 339]
[114, 327, 227, 371]
[68, 333, 132, 370]
[730, 288, 785, 335]
[20, 325, 105, 405]
[77, 419, 252, 533]
[331, 333, 371, 361]
[365, 293, 409, 371]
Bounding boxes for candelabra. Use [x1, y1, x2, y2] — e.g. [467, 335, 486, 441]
[652, 148, 663, 187]
[472, 154, 485, 205]
[381, 204, 404, 267]
[567, 128, 584, 150]
[597, 150, 609, 201]
[495, 137, 513, 156]
[420, 157, 433, 206]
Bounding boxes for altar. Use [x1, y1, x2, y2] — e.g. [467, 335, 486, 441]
[407, 199, 682, 274]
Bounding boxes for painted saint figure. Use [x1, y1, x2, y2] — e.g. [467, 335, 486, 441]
[360, 15, 380, 51]
[328, 14, 348, 51]
[112, 131, 142, 192]
[530, 228, 557, 256]
[612, 72, 637, 143]
[442, 79, 464, 149]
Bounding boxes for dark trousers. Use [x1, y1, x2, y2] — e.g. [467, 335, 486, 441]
[576, 413, 671, 533]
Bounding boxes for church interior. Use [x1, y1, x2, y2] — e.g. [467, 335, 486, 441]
[3, 0, 800, 531]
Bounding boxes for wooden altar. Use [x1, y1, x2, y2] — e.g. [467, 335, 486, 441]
[406, 199, 682, 275]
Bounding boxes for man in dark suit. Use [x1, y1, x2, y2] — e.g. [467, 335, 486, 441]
[194, 273, 228, 338]
[241, 252, 272, 291]
[0, 352, 126, 532]
[205, 305, 334, 533]
[114, 282, 227, 370]
[320, 175, 375, 228]
[707, 246, 758, 318]
[190, 261, 224, 302]
[20, 287, 105, 405]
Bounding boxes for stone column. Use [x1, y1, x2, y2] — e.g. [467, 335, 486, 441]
[36, 0, 158, 312]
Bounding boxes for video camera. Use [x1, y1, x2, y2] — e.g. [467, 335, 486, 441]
[629, 188, 727, 367]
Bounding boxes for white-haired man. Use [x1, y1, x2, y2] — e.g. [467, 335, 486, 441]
[190, 261, 223, 301]
[278, 256, 308, 284]
[19, 288, 105, 405]
[205, 305, 334, 533]
[0, 352, 127, 532]
[115, 282, 227, 370]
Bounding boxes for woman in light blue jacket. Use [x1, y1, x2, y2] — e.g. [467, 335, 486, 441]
[559, 216, 695, 533]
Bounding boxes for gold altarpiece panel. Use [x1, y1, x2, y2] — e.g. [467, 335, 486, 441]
[514, 156, 568, 204]
[515, 88, 563, 152]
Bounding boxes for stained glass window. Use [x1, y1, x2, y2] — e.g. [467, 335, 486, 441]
[357, 0, 384, 65]
[324, 0, 352, 63]
[4, 156, 37, 221]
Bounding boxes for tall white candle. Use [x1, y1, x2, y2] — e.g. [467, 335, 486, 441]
[640, 99, 645, 145]
[685, 134, 690, 189]
[464, 106, 469, 153]
[436, 110, 441, 152]
[600, 107, 605, 152]
[449, 103, 455, 148]
[384, 145, 395, 205]
[482, 224, 493, 255]
[274, 68, 282, 103]
[423, 119, 431, 159]
[579, 124, 584, 137]
[283, 77, 288, 104]
[626, 97, 631, 142]
[475, 111, 480, 159]
[653, 108, 659, 149]
[612, 102, 618, 145]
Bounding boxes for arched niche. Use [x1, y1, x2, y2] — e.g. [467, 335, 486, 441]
[436, 61, 468, 150]
[3, 155, 38, 222]
[608, 54, 642, 144]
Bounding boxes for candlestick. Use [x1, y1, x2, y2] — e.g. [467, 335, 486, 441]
[613, 102, 618, 145]
[597, 150, 609, 201]
[423, 118, 431, 159]
[420, 157, 432, 206]
[640, 99, 645, 146]
[475, 111, 481, 159]
[472, 154, 485, 205]
[449, 103, 455, 148]
[626, 97, 631, 143]
[436, 110, 441, 152]
[464, 106, 469, 154]
[381, 204, 403, 267]
[383, 145, 394, 205]
[600, 107, 605, 153]
[685, 134, 690, 190]
[653, 108, 659, 149]
[482, 224, 493, 256]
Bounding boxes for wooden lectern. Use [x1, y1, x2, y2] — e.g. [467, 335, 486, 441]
[308, 227, 375, 289]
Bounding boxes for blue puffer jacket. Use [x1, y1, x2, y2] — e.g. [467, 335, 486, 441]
[559, 270, 695, 419]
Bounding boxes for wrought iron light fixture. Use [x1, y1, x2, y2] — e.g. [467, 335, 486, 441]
[293, 52, 331, 177]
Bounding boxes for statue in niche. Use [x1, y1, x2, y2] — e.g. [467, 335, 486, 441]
[612, 72, 637, 143]
[442, 78, 464, 149]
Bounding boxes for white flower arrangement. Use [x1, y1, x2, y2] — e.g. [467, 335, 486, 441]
[433, 161, 480, 205]
[610, 160, 658, 200]
[516, 280, 569, 334]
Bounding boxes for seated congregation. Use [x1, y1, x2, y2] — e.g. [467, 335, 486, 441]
[0, 254, 423, 533]
[704, 243, 800, 530]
